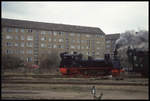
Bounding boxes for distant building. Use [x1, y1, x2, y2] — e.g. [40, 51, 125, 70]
[2, 18, 106, 65]
[105, 34, 120, 55]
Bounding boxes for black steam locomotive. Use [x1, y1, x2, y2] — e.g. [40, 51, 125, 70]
[59, 49, 124, 77]
[126, 47, 149, 77]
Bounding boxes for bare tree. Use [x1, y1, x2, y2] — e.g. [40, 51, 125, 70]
[1, 54, 24, 73]
[39, 51, 60, 74]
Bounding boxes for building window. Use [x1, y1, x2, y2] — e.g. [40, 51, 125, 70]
[6, 49, 13, 54]
[97, 47, 100, 50]
[6, 35, 13, 40]
[48, 31, 53, 34]
[41, 37, 46, 41]
[53, 44, 57, 48]
[71, 51, 74, 54]
[107, 50, 110, 53]
[7, 28, 12, 32]
[20, 50, 24, 54]
[81, 46, 84, 49]
[48, 44, 52, 48]
[86, 34, 90, 37]
[70, 33, 75, 36]
[81, 40, 86, 43]
[72, 40, 76, 43]
[66, 44, 69, 49]
[27, 42, 32, 47]
[27, 29, 32, 33]
[77, 45, 80, 49]
[15, 50, 20, 54]
[106, 45, 110, 48]
[6, 42, 13, 46]
[41, 43, 44, 47]
[96, 41, 100, 44]
[49, 38, 51, 42]
[96, 52, 100, 55]
[21, 36, 24, 40]
[58, 32, 64, 36]
[77, 34, 80, 37]
[41, 31, 46, 34]
[27, 57, 32, 62]
[61, 45, 64, 49]
[96, 35, 101, 38]
[27, 36, 33, 40]
[70, 45, 75, 49]
[21, 29, 24, 33]
[86, 52, 89, 55]
[15, 36, 19, 40]
[53, 31, 57, 36]
[14, 43, 19, 47]
[81, 40, 84, 43]
[15, 28, 19, 32]
[92, 52, 95, 56]
[88, 52, 90, 56]
[77, 40, 80, 43]
[59, 39, 64, 42]
[106, 40, 110, 43]
[87, 40, 90, 43]
[27, 50, 33, 54]
[21, 43, 25, 47]
[58, 45, 64, 49]
[53, 39, 57, 42]
[41, 43, 46, 48]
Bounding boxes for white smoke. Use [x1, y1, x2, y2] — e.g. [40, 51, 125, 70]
[115, 30, 148, 69]
[115, 30, 149, 51]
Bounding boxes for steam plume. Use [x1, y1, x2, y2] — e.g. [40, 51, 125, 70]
[115, 30, 149, 51]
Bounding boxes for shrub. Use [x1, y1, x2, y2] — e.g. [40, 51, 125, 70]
[1, 54, 24, 71]
[39, 51, 60, 73]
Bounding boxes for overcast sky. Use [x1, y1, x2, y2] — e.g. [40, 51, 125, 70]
[2, 1, 149, 34]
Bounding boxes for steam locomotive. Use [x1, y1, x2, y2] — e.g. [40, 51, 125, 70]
[126, 47, 149, 77]
[59, 49, 124, 77]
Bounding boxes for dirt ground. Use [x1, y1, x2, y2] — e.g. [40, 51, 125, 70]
[2, 84, 149, 100]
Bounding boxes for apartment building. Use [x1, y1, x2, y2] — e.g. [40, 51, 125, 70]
[2, 18, 106, 65]
[105, 33, 120, 55]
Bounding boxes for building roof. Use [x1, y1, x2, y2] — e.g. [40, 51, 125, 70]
[105, 34, 120, 40]
[2, 18, 105, 35]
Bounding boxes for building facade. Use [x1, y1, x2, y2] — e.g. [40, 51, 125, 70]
[105, 34, 120, 55]
[2, 18, 106, 65]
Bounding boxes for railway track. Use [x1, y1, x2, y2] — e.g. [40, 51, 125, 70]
[2, 74, 146, 78]
[2, 75, 63, 78]
[2, 81, 148, 86]
[2, 74, 148, 86]
[2, 79, 148, 86]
